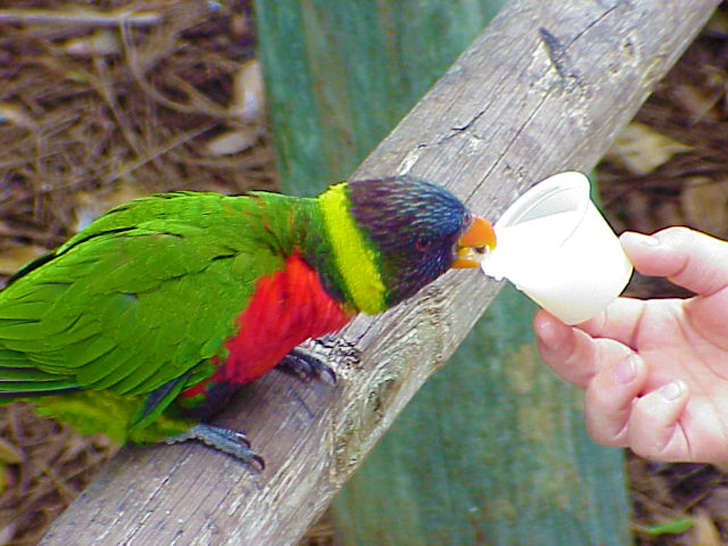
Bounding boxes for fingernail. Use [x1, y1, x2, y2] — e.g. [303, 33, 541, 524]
[659, 381, 685, 401]
[534, 314, 561, 350]
[621, 232, 660, 247]
[613, 355, 638, 385]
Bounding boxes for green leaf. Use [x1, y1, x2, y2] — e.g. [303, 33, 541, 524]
[646, 517, 694, 536]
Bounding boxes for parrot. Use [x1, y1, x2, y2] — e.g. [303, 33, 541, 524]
[0, 175, 495, 467]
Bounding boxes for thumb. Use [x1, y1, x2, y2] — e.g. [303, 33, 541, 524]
[620, 227, 728, 296]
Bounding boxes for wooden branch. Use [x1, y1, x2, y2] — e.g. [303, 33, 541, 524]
[41, 1, 719, 544]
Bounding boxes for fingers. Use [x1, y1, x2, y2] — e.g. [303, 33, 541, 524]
[583, 354, 692, 460]
[534, 310, 595, 387]
[535, 311, 694, 460]
[533, 310, 631, 388]
[578, 297, 648, 349]
[584, 354, 646, 447]
[621, 226, 728, 347]
[627, 381, 691, 461]
[621, 227, 728, 296]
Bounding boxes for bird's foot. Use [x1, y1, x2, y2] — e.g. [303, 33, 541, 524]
[164, 423, 265, 470]
[277, 347, 337, 384]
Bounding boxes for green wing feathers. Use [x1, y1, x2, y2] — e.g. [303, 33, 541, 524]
[0, 347, 77, 394]
[0, 192, 303, 437]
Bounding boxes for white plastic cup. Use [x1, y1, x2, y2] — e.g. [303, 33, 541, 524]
[480, 172, 633, 325]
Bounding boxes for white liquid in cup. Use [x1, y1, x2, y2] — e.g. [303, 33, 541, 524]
[480, 172, 633, 325]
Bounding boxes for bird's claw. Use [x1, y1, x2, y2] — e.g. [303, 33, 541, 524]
[277, 347, 337, 384]
[165, 422, 264, 470]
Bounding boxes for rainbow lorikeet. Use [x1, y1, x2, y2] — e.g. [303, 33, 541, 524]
[0, 175, 495, 466]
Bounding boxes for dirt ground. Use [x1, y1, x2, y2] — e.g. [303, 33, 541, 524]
[1, 1, 728, 545]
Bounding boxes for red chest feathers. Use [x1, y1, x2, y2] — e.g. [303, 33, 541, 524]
[221, 253, 353, 384]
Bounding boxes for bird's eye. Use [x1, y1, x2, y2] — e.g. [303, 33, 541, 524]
[415, 236, 433, 252]
[462, 211, 472, 226]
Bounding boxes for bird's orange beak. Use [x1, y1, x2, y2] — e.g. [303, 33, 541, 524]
[451, 216, 497, 269]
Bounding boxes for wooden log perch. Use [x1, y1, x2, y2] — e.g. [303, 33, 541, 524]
[41, 1, 719, 544]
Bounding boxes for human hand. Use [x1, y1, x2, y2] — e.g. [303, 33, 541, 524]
[534, 227, 728, 462]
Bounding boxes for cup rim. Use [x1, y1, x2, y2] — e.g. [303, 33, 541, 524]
[495, 171, 590, 247]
